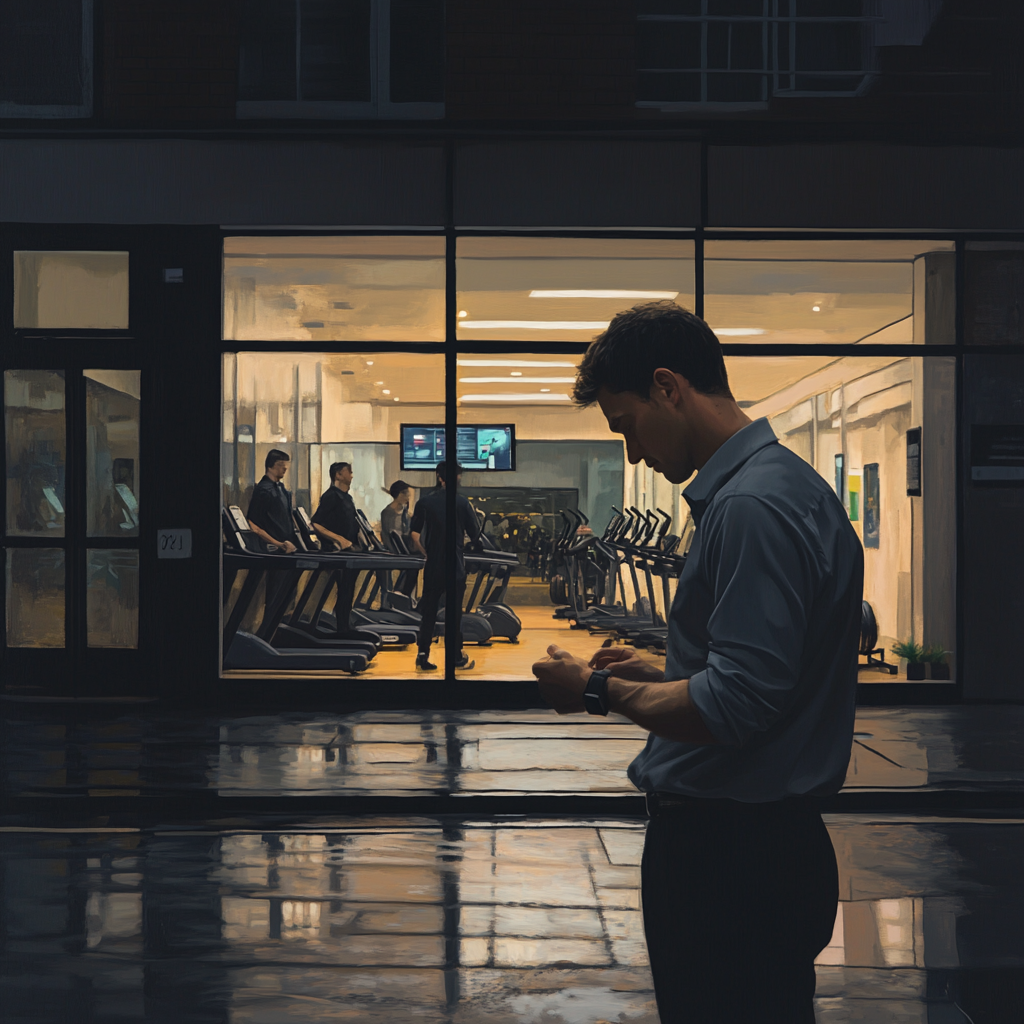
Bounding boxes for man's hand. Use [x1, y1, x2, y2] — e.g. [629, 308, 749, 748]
[281, 540, 297, 554]
[589, 646, 665, 683]
[532, 644, 591, 714]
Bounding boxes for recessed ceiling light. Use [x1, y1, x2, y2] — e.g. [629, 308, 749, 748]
[460, 393, 571, 402]
[459, 376, 576, 384]
[393, 397, 400, 401]
[812, 305, 821, 312]
[510, 371, 523, 376]
[460, 320, 608, 330]
[528, 289, 678, 299]
[366, 360, 374, 365]
[382, 389, 391, 395]
[457, 359, 577, 367]
[540, 388, 551, 393]
[375, 381, 384, 385]
[713, 328, 766, 336]
[458, 310, 468, 317]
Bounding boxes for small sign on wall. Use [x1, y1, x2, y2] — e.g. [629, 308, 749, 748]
[158, 529, 192, 559]
[972, 425, 1024, 484]
[906, 427, 922, 496]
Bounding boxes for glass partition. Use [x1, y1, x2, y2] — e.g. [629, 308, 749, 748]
[705, 240, 955, 345]
[85, 370, 141, 538]
[223, 236, 445, 341]
[4, 370, 66, 537]
[86, 549, 139, 648]
[457, 237, 695, 343]
[5, 548, 65, 648]
[222, 350, 444, 679]
[14, 251, 129, 329]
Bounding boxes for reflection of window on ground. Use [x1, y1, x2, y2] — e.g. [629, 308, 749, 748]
[705, 240, 954, 345]
[223, 236, 444, 342]
[457, 238, 695, 343]
[730, 355, 955, 682]
[221, 350, 444, 679]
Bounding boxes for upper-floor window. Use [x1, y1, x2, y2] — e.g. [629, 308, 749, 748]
[237, 0, 444, 119]
[0, 0, 93, 118]
[637, 0, 872, 109]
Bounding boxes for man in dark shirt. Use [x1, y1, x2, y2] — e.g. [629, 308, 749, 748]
[532, 302, 863, 1024]
[246, 449, 296, 553]
[311, 462, 360, 637]
[409, 461, 481, 671]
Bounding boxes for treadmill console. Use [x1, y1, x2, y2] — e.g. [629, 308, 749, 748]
[224, 505, 259, 553]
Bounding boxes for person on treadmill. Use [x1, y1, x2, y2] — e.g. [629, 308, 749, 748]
[247, 449, 296, 553]
[312, 462, 360, 638]
[410, 461, 480, 671]
[312, 462, 358, 552]
[381, 479, 418, 596]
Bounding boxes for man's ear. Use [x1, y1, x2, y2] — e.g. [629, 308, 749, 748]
[652, 367, 685, 406]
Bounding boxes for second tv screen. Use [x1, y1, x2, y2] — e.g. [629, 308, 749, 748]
[401, 425, 515, 471]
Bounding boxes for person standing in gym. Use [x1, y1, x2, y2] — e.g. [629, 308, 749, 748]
[532, 301, 863, 1024]
[246, 449, 296, 553]
[381, 479, 419, 596]
[409, 461, 480, 671]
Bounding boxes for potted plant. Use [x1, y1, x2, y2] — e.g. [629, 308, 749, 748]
[892, 639, 926, 680]
[922, 644, 951, 680]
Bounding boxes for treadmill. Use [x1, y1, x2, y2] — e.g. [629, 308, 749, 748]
[221, 507, 371, 673]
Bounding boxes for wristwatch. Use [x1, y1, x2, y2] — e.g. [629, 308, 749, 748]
[583, 669, 612, 716]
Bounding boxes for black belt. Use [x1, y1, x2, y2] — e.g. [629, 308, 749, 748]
[645, 791, 822, 816]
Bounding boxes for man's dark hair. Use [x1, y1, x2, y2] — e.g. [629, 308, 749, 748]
[436, 461, 462, 482]
[265, 449, 290, 470]
[389, 479, 412, 499]
[329, 462, 352, 483]
[573, 301, 732, 407]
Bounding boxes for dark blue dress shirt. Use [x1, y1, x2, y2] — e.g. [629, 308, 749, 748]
[627, 418, 864, 802]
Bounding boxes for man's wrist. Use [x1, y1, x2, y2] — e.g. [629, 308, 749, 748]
[582, 668, 611, 716]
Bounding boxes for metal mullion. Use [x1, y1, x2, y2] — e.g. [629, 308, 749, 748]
[954, 239, 966, 699]
[66, 362, 85, 662]
[444, 139, 458, 683]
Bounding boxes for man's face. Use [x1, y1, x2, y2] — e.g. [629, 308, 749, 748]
[336, 466, 353, 487]
[269, 460, 289, 481]
[401, 488, 413, 505]
[597, 378, 696, 485]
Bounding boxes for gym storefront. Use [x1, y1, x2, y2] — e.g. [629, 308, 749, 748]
[1, 139, 1021, 703]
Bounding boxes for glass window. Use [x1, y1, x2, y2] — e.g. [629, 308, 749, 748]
[704, 240, 955, 345]
[456, 238, 695, 343]
[223, 236, 445, 341]
[6, 548, 65, 648]
[85, 371, 141, 538]
[222, 351, 444, 679]
[14, 251, 128, 329]
[86, 549, 139, 648]
[4, 370, 66, 537]
[456, 352, 633, 681]
[729, 354, 956, 682]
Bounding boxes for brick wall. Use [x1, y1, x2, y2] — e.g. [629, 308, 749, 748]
[445, 0, 636, 121]
[101, 0, 241, 121]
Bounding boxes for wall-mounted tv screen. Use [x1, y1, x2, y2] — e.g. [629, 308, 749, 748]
[400, 425, 515, 471]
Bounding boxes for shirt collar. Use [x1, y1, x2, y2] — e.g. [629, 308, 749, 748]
[682, 418, 778, 524]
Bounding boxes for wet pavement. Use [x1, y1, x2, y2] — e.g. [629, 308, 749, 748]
[4, 701, 1024, 1021]
[3, 815, 1024, 1022]
[4, 703, 1024, 800]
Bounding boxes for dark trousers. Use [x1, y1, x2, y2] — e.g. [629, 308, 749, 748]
[641, 795, 838, 1024]
[417, 578, 467, 656]
[330, 571, 357, 637]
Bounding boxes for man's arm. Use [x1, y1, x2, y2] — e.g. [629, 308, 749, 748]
[410, 531, 427, 557]
[312, 523, 353, 550]
[532, 645, 716, 744]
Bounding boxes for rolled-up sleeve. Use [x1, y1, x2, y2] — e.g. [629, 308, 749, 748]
[686, 495, 814, 747]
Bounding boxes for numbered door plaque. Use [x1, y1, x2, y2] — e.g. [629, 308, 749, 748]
[157, 528, 192, 559]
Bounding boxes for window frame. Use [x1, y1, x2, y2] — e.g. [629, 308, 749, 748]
[636, 0, 876, 112]
[0, 0, 94, 120]
[236, 0, 444, 121]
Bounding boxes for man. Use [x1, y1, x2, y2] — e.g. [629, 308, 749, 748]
[312, 462, 359, 637]
[532, 301, 863, 1024]
[381, 480, 418, 595]
[409, 461, 480, 671]
[247, 449, 296, 553]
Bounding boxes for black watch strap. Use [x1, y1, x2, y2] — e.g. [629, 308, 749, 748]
[583, 669, 611, 716]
